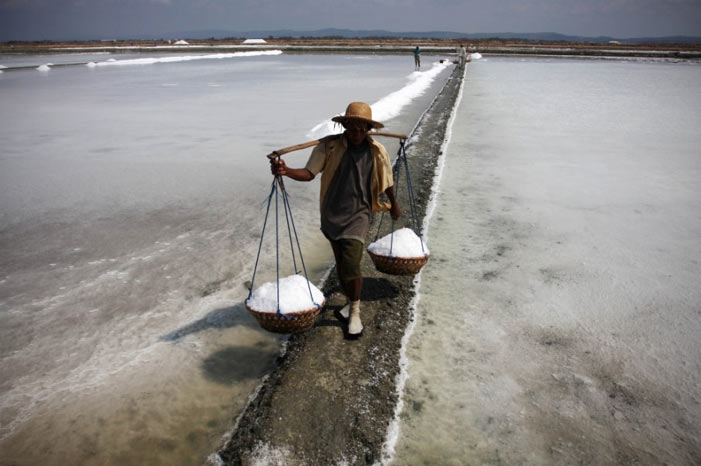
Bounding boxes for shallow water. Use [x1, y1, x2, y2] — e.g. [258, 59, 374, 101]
[390, 58, 701, 464]
[0, 52, 451, 466]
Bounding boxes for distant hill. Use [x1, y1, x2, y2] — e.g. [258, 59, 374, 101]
[159, 28, 701, 45]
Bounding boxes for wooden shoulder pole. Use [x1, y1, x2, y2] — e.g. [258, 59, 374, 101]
[267, 139, 321, 159]
[266, 132, 408, 160]
[369, 131, 409, 140]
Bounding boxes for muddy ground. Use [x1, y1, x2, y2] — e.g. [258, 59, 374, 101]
[209, 65, 464, 466]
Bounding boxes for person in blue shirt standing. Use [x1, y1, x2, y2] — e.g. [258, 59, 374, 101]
[413, 46, 421, 69]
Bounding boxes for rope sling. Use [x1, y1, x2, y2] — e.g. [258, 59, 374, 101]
[367, 138, 430, 275]
[246, 168, 322, 323]
[373, 139, 428, 258]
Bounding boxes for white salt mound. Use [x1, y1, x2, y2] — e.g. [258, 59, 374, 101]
[36, 64, 51, 72]
[470, 52, 482, 60]
[247, 274, 325, 314]
[368, 228, 429, 258]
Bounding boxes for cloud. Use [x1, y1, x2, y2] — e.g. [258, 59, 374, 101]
[2, 0, 172, 7]
[1, 0, 49, 8]
[1, 0, 699, 40]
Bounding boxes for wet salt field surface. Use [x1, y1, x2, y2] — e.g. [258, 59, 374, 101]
[3, 50, 699, 466]
[389, 58, 701, 465]
[0, 51, 451, 466]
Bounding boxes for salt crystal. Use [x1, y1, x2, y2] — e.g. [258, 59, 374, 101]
[246, 274, 325, 314]
[368, 228, 429, 258]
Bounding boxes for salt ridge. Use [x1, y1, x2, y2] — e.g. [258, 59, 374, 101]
[306, 60, 451, 139]
[85, 50, 283, 68]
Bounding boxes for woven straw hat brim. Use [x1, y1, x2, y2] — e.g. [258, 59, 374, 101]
[331, 115, 384, 129]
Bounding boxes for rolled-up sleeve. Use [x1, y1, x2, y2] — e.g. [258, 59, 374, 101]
[304, 143, 326, 176]
[371, 141, 394, 212]
[377, 149, 394, 192]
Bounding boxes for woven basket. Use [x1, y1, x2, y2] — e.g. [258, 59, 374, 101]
[368, 250, 430, 275]
[246, 301, 324, 334]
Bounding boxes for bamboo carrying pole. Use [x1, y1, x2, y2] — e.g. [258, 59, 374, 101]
[266, 131, 408, 159]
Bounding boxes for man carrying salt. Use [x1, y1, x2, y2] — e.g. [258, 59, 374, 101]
[271, 102, 401, 337]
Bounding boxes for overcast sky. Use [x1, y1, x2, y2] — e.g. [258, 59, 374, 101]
[2, 0, 700, 42]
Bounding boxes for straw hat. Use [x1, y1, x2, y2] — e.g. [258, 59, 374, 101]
[331, 102, 384, 129]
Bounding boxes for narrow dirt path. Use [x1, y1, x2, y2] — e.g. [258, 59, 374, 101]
[213, 63, 465, 466]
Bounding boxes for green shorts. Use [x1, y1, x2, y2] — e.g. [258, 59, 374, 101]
[328, 238, 364, 282]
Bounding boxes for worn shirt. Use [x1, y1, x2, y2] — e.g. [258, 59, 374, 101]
[320, 141, 373, 241]
[304, 134, 394, 216]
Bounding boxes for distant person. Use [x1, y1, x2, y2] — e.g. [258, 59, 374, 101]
[458, 44, 467, 67]
[413, 46, 421, 69]
[270, 102, 401, 338]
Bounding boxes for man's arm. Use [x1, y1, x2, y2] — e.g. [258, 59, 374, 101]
[384, 186, 401, 220]
[269, 134, 336, 181]
[270, 158, 315, 182]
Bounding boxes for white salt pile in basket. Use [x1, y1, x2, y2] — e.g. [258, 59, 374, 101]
[247, 275, 325, 314]
[368, 228, 429, 258]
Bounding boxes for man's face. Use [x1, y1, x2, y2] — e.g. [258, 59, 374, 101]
[344, 121, 369, 147]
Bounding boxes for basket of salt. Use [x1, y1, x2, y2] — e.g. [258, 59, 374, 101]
[245, 274, 326, 333]
[367, 227, 430, 275]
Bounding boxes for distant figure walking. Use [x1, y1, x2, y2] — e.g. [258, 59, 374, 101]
[413, 46, 421, 69]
